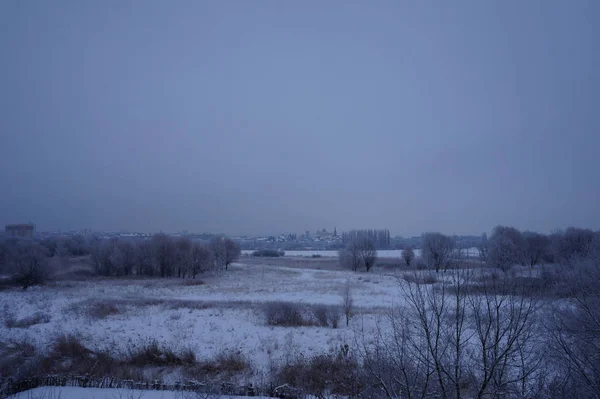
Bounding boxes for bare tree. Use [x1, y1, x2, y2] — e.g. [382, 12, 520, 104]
[135, 239, 155, 276]
[522, 231, 549, 267]
[90, 238, 117, 276]
[488, 226, 524, 271]
[358, 236, 377, 272]
[174, 237, 192, 278]
[548, 236, 600, 398]
[467, 270, 542, 398]
[342, 278, 354, 327]
[402, 247, 415, 268]
[10, 240, 51, 290]
[360, 251, 543, 399]
[339, 240, 362, 271]
[0, 239, 9, 274]
[152, 233, 176, 277]
[552, 227, 595, 265]
[116, 240, 136, 276]
[190, 243, 212, 278]
[209, 236, 240, 270]
[421, 232, 455, 272]
[477, 233, 489, 264]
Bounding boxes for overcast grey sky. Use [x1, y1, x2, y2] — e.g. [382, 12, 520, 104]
[1, 1, 599, 236]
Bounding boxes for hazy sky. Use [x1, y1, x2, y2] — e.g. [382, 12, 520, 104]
[1, 1, 599, 236]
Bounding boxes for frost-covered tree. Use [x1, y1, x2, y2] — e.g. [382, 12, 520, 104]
[488, 226, 524, 271]
[522, 231, 549, 267]
[190, 243, 212, 278]
[402, 247, 415, 267]
[10, 240, 51, 289]
[210, 237, 240, 270]
[421, 232, 455, 272]
[152, 233, 176, 277]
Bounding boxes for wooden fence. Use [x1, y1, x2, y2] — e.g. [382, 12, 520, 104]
[0, 375, 263, 398]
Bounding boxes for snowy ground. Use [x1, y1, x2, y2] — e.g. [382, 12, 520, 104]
[0, 261, 409, 378]
[9, 386, 267, 399]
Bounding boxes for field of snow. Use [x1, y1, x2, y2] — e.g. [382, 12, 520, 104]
[0, 261, 409, 380]
[9, 386, 267, 399]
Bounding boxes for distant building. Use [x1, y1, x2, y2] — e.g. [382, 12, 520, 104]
[5, 224, 36, 238]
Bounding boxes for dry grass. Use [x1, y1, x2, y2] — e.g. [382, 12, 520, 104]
[402, 273, 439, 285]
[264, 301, 307, 327]
[65, 300, 122, 320]
[125, 340, 196, 366]
[263, 301, 342, 328]
[182, 279, 206, 286]
[184, 349, 250, 380]
[4, 312, 51, 328]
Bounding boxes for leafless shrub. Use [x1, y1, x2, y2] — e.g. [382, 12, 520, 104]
[182, 279, 205, 286]
[264, 301, 306, 327]
[272, 349, 361, 398]
[342, 279, 354, 327]
[125, 339, 195, 366]
[311, 304, 341, 328]
[4, 312, 51, 328]
[209, 349, 249, 373]
[185, 349, 250, 380]
[51, 334, 94, 359]
[0, 338, 43, 381]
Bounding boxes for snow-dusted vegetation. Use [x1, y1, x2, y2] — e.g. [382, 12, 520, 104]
[2, 227, 600, 399]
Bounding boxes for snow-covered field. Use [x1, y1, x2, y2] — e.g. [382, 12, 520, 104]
[0, 262, 407, 378]
[9, 386, 267, 399]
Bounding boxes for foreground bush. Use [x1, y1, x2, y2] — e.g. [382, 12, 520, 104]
[273, 348, 362, 398]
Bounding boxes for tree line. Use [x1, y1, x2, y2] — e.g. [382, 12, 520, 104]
[0, 234, 241, 289]
[341, 229, 391, 249]
[337, 225, 599, 273]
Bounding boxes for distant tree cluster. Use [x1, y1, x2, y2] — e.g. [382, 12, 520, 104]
[478, 225, 598, 271]
[339, 235, 377, 272]
[0, 233, 241, 288]
[90, 234, 240, 278]
[341, 229, 390, 249]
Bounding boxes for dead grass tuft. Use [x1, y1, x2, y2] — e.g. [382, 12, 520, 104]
[182, 279, 206, 286]
[403, 273, 439, 285]
[4, 312, 51, 328]
[125, 340, 196, 366]
[51, 334, 94, 359]
[86, 302, 121, 319]
[264, 301, 307, 327]
[185, 349, 250, 380]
